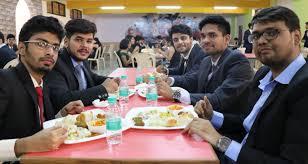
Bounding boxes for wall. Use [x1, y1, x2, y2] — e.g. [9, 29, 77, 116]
[42, 0, 71, 26]
[292, 0, 308, 35]
[0, 0, 41, 37]
[86, 14, 233, 43]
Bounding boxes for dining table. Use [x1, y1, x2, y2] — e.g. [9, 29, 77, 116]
[21, 68, 219, 164]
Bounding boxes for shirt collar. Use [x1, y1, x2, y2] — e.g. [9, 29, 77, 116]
[259, 54, 306, 89]
[29, 73, 43, 88]
[70, 57, 84, 68]
[211, 56, 221, 66]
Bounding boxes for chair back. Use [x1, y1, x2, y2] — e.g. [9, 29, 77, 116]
[3, 58, 19, 69]
[114, 51, 123, 68]
[131, 52, 156, 68]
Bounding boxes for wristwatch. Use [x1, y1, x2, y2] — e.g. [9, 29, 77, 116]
[215, 136, 232, 152]
[172, 89, 181, 101]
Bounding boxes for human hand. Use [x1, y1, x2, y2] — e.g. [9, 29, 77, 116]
[182, 118, 221, 146]
[157, 81, 173, 100]
[102, 78, 119, 93]
[61, 100, 84, 116]
[15, 127, 67, 157]
[194, 96, 213, 120]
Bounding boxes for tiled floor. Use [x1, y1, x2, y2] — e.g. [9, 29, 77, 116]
[91, 54, 119, 76]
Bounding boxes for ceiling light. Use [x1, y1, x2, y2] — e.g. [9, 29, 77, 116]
[214, 6, 238, 10]
[156, 6, 181, 10]
[100, 6, 125, 10]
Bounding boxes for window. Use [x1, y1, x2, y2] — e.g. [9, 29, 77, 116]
[47, 1, 66, 17]
[70, 9, 82, 19]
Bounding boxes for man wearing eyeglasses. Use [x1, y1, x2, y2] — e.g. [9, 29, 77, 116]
[184, 6, 308, 164]
[45, 19, 119, 111]
[0, 16, 85, 162]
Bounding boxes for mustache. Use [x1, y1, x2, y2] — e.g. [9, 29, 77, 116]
[39, 57, 55, 64]
[77, 48, 90, 53]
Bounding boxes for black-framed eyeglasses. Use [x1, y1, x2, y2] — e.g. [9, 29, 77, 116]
[248, 28, 289, 43]
[24, 40, 60, 52]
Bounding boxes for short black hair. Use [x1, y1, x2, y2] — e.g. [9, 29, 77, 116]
[7, 34, 15, 40]
[94, 37, 102, 46]
[248, 23, 252, 28]
[125, 35, 135, 42]
[169, 24, 192, 38]
[199, 15, 230, 35]
[305, 22, 308, 25]
[65, 19, 97, 38]
[19, 15, 64, 42]
[0, 31, 4, 43]
[119, 39, 130, 49]
[135, 35, 144, 42]
[251, 6, 300, 32]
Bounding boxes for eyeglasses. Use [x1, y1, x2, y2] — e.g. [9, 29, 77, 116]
[24, 40, 60, 52]
[248, 28, 289, 43]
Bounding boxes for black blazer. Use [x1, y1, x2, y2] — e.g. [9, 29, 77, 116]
[243, 29, 253, 53]
[190, 48, 254, 114]
[302, 30, 308, 48]
[0, 63, 55, 139]
[45, 48, 109, 111]
[221, 64, 308, 164]
[0, 45, 17, 68]
[170, 44, 207, 92]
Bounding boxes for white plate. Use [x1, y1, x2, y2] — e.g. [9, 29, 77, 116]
[92, 99, 109, 108]
[44, 109, 130, 144]
[137, 86, 182, 99]
[109, 88, 136, 100]
[125, 106, 198, 130]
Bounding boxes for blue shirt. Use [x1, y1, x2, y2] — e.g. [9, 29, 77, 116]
[211, 54, 306, 162]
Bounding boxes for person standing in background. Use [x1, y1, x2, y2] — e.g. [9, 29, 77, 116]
[243, 23, 253, 53]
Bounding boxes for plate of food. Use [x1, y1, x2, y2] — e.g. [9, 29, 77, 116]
[125, 105, 198, 130]
[136, 86, 182, 99]
[44, 109, 130, 144]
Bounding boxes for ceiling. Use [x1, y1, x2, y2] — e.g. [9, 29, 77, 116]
[65, 0, 271, 14]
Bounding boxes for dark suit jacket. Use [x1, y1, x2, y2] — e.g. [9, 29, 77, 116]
[45, 48, 109, 111]
[0, 45, 17, 68]
[170, 44, 207, 92]
[0, 63, 55, 139]
[190, 49, 254, 115]
[220, 65, 308, 164]
[302, 30, 308, 48]
[243, 29, 253, 53]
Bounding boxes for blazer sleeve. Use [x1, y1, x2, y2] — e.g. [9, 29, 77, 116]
[237, 90, 308, 164]
[190, 54, 253, 108]
[46, 70, 108, 111]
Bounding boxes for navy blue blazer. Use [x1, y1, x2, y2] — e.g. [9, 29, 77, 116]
[190, 48, 254, 115]
[220, 64, 308, 164]
[243, 29, 253, 53]
[170, 44, 207, 92]
[45, 48, 109, 111]
[0, 45, 17, 68]
[0, 63, 55, 139]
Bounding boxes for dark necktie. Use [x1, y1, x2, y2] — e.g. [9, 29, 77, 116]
[208, 64, 218, 80]
[182, 58, 188, 73]
[35, 86, 44, 128]
[74, 64, 87, 90]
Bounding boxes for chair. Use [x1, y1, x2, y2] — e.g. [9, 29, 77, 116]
[103, 44, 115, 65]
[114, 51, 123, 68]
[88, 46, 105, 70]
[3, 58, 19, 69]
[131, 52, 156, 69]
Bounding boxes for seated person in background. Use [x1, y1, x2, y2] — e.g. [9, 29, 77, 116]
[45, 18, 119, 111]
[135, 35, 146, 53]
[126, 35, 139, 54]
[6, 34, 18, 52]
[0, 32, 17, 68]
[89, 37, 102, 59]
[0, 15, 84, 162]
[157, 15, 253, 117]
[117, 38, 133, 67]
[156, 24, 207, 92]
[184, 6, 308, 164]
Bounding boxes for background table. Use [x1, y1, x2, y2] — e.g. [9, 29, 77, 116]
[21, 68, 219, 164]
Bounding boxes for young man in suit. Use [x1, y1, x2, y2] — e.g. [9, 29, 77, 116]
[0, 16, 84, 162]
[302, 22, 308, 48]
[243, 23, 253, 53]
[156, 24, 207, 92]
[0, 31, 17, 68]
[6, 34, 18, 52]
[157, 16, 253, 115]
[45, 19, 119, 111]
[185, 6, 308, 164]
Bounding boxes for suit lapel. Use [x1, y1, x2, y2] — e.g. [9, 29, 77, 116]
[15, 63, 41, 128]
[82, 61, 95, 87]
[201, 61, 212, 91]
